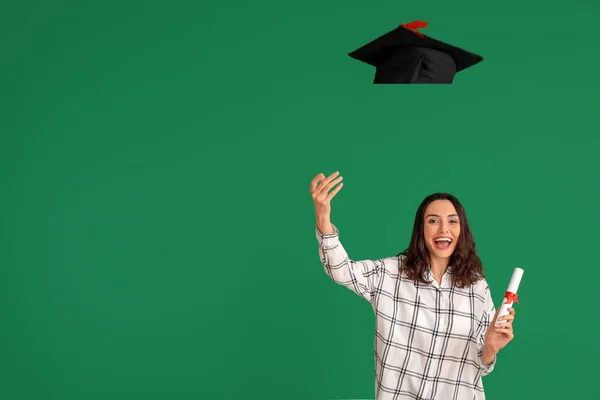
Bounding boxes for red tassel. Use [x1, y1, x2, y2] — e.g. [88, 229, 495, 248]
[400, 20, 428, 38]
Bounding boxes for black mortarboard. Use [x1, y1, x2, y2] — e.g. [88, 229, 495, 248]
[348, 21, 483, 84]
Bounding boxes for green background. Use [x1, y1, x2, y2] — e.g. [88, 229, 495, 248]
[1, 0, 598, 399]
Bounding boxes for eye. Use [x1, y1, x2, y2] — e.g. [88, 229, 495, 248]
[450, 220, 459, 224]
[428, 219, 438, 223]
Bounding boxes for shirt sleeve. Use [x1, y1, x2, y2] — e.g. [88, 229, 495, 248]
[316, 224, 384, 303]
[477, 283, 497, 375]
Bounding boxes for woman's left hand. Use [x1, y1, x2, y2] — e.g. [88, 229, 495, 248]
[484, 307, 515, 353]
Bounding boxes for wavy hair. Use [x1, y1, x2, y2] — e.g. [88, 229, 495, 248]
[398, 193, 485, 288]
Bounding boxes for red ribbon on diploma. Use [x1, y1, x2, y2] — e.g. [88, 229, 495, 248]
[399, 20, 428, 38]
[504, 291, 519, 304]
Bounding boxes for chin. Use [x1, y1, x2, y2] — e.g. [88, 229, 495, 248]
[429, 246, 456, 259]
[433, 252, 452, 260]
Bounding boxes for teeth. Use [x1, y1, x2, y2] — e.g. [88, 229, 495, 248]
[434, 238, 452, 242]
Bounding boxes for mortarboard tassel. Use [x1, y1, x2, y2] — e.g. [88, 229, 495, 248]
[400, 20, 428, 38]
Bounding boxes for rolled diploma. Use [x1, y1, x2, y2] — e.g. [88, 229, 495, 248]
[497, 267, 524, 323]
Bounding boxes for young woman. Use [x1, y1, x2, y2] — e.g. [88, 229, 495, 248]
[310, 171, 516, 400]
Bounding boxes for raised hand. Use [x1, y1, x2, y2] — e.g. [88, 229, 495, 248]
[309, 171, 343, 234]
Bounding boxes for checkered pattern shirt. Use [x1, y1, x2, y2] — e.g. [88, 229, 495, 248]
[316, 225, 497, 400]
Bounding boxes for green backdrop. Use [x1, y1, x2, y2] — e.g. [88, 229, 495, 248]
[2, 0, 599, 399]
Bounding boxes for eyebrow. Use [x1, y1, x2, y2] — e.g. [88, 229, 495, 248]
[425, 213, 459, 218]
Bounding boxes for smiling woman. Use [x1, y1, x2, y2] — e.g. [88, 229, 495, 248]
[400, 193, 484, 289]
[309, 172, 516, 400]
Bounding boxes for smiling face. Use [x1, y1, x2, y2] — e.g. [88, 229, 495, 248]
[423, 199, 461, 263]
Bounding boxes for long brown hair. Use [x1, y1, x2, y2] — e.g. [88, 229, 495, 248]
[398, 193, 485, 288]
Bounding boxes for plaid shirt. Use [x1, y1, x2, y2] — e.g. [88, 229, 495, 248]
[316, 225, 497, 400]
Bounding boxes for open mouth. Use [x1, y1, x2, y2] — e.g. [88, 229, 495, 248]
[433, 237, 453, 250]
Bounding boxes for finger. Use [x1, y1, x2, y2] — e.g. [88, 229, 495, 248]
[494, 324, 510, 333]
[509, 308, 515, 315]
[313, 171, 339, 196]
[310, 173, 325, 193]
[325, 181, 344, 201]
[323, 176, 343, 193]
[495, 315, 515, 325]
[320, 171, 340, 188]
[316, 177, 343, 201]
[495, 328, 514, 340]
[494, 308, 515, 324]
[495, 322, 513, 331]
[494, 326, 514, 337]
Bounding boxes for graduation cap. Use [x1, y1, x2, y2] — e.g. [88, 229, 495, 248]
[348, 20, 483, 84]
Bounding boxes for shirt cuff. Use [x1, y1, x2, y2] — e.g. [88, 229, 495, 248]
[315, 224, 340, 247]
[479, 350, 496, 373]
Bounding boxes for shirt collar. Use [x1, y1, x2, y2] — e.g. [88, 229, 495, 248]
[425, 265, 453, 288]
[426, 265, 453, 274]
